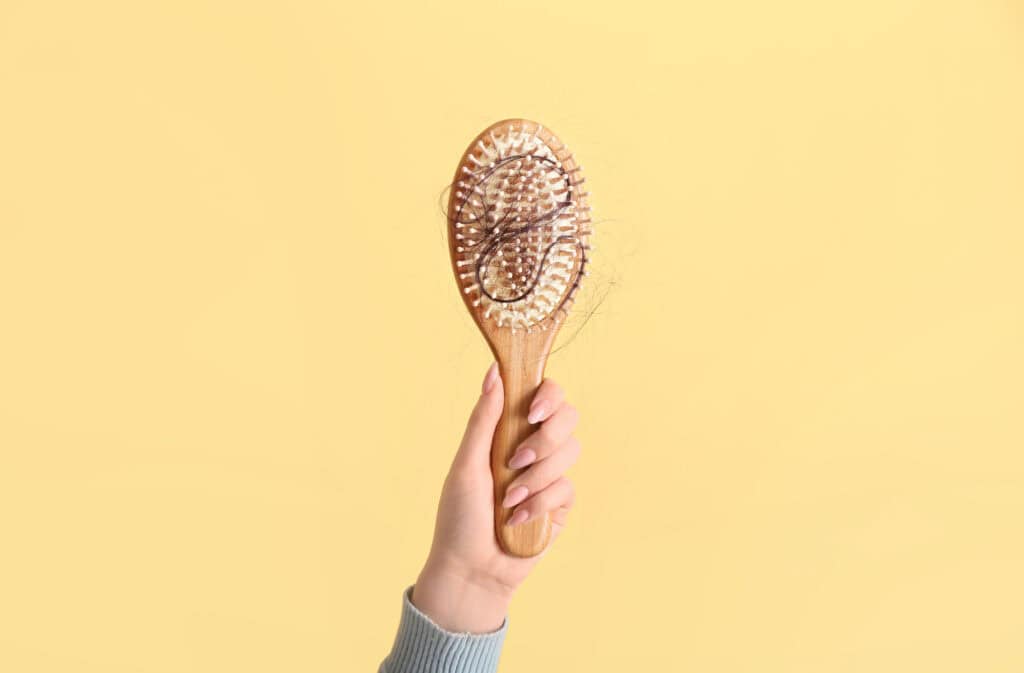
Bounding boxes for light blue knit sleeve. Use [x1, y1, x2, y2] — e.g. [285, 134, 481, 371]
[379, 586, 508, 673]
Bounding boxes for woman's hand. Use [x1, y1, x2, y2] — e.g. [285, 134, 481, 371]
[411, 363, 580, 633]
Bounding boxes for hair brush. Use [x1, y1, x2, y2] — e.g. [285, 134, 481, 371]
[446, 119, 592, 557]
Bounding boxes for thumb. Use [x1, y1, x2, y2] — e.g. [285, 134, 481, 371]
[453, 362, 504, 472]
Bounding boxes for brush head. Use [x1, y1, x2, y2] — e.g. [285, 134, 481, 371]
[447, 119, 591, 334]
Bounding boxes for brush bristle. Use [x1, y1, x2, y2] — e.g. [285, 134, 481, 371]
[449, 120, 592, 332]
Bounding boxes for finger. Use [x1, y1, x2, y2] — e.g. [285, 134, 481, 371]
[507, 476, 575, 527]
[453, 363, 503, 472]
[532, 495, 576, 554]
[502, 436, 580, 508]
[551, 504, 572, 529]
[527, 379, 565, 424]
[507, 402, 579, 469]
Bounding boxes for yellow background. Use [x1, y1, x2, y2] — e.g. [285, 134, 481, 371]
[1, 1, 1022, 671]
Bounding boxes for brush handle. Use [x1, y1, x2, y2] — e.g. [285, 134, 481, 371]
[491, 352, 553, 558]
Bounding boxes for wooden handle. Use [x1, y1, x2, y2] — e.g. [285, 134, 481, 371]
[491, 359, 552, 557]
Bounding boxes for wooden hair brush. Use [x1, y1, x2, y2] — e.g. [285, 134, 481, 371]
[446, 119, 591, 557]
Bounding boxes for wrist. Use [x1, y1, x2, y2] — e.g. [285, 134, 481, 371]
[412, 558, 514, 633]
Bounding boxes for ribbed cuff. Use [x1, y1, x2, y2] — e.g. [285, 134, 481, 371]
[380, 586, 508, 673]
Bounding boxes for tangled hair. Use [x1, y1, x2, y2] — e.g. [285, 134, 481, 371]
[446, 123, 591, 331]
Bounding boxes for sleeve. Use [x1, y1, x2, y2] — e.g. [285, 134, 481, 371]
[379, 586, 508, 673]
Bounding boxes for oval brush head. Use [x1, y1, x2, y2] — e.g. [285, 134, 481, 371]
[447, 119, 591, 557]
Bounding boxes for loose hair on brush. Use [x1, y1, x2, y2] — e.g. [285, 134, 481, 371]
[445, 122, 592, 332]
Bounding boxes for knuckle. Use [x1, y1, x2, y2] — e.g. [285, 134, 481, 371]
[536, 426, 561, 446]
[538, 422, 560, 445]
[513, 464, 543, 490]
[519, 475, 540, 493]
[529, 470, 556, 493]
[542, 376, 561, 390]
[558, 403, 579, 428]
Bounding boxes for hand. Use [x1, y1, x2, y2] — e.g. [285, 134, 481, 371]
[411, 363, 580, 633]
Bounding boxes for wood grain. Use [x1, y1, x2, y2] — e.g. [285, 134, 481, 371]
[488, 328, 557, 557]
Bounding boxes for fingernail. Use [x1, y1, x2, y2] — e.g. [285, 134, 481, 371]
[508, 448, 536, 470]
[507, 509, 529, 527]
[502, 485, 529, 508]
[482, 363, 499, 394]
[527, 402, 548, 424]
